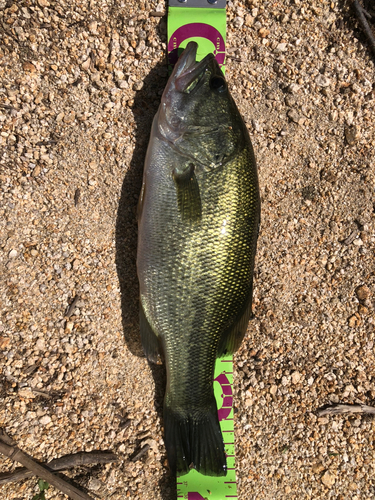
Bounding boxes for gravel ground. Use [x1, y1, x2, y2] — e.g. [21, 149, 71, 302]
[0, 0, 374, 499]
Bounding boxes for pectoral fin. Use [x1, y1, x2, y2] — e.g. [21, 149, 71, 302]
[172, 164, 202, 222]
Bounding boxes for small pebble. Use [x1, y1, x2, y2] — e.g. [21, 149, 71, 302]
[345, 125, 360, 146]
[39, 416, 52, 425]
[321, 470, 336, 488]
[315, 74, 331, 87]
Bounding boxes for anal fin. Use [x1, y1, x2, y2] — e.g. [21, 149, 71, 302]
[217, 294, 254, 357]
[173, 163, 202, 222]
[139, 300, 163, 364]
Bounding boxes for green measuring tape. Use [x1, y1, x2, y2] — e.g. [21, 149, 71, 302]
[167, 3, 238, 499]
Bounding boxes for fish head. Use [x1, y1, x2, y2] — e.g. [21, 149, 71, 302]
[158, 42, 247, 169]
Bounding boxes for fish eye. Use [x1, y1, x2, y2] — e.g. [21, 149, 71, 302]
[210, 76, 227, 93]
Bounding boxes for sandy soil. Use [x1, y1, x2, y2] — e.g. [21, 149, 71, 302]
[0, 0, 374, 499]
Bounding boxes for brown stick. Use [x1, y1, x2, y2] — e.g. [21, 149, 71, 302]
[317, 403, 375, 416]
[65, 295, 80, 318]
[131, 444, 150, 462]
[0, 434, 94, 500]
[0, 451, 118, 485]
[353, 0, 375, 57]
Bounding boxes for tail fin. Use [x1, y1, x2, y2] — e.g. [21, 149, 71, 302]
[163, 396, 227, 477]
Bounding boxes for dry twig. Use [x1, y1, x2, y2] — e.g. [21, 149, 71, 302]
[353, 0, 375, 57]
[131, 444, 150, 462]
[0, 450, 118, 485]
[340, 228, 359, 245]
[0, 431, 94, 500]
[65, 295, 80, 318]
[317, 403, 375, 417]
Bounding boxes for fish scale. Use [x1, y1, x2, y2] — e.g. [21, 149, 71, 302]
[137, 42, 260, 477]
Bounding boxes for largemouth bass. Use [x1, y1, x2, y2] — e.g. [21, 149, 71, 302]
[137, 42, 260, 476]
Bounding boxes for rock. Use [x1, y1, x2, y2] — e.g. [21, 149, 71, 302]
[356, 285, 370, 301]
[258, 28, 270, 38]
[65, 321, 74, 333]
[348, 315, 358, 328]
[288, 109, 304, 125]
[18, 388, 35, 398]
[64, 111, 76, 124]
[133, 81, 144, 91]
[39, 415, 52, 425]
[275, 43, 287, 52]
[0, 337, 10, 349]
[245, 14, 254, 26]
[321, 470, 336, 488]
[358, 305, 368, 315]
[329, 110, 338, 121]
[136, 40, 146, 54]
[81, 58, 91, 71]
[285, 95, 296, 107]
[315, 74, 331, 87]
[234, 17, 244, 28]
[291, 371, 301, 384]
[245, 396, 253, 406]
[118, 80, 129, 89]
[88, 21, 98, 34]
[23, 62, 36, 73]
[329, 393, 339, 403]
[345, 125, 360, 146]
[312, 462, 325, 474]
[8, 249, 18, 259]
[32, 165, 41, 177]
[88, 478, 102, 491]
[36, 338, 45, 350]
[56, 112, 65, 122]
[270, 384, 277, 395]
[288, 83, 300, 93]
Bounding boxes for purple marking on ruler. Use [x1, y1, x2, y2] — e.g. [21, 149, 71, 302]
[227, 468, 235, 470]
[168, 23, 225, 67]
[223, 430, 233, 432]
[222, 385, 232, 396]
[215, 372, 233, 421]
[224, 482, 237, 484]
[215, 373, 232, 386]
[188, 493, 206, 500]
[223, 396, 233, 407]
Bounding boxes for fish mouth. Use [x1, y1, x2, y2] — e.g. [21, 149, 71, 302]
[173, 42, 214, 93]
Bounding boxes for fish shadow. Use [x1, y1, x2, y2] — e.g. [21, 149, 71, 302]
[115, 59, 166, 359]
[114, 58, 176, 499]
